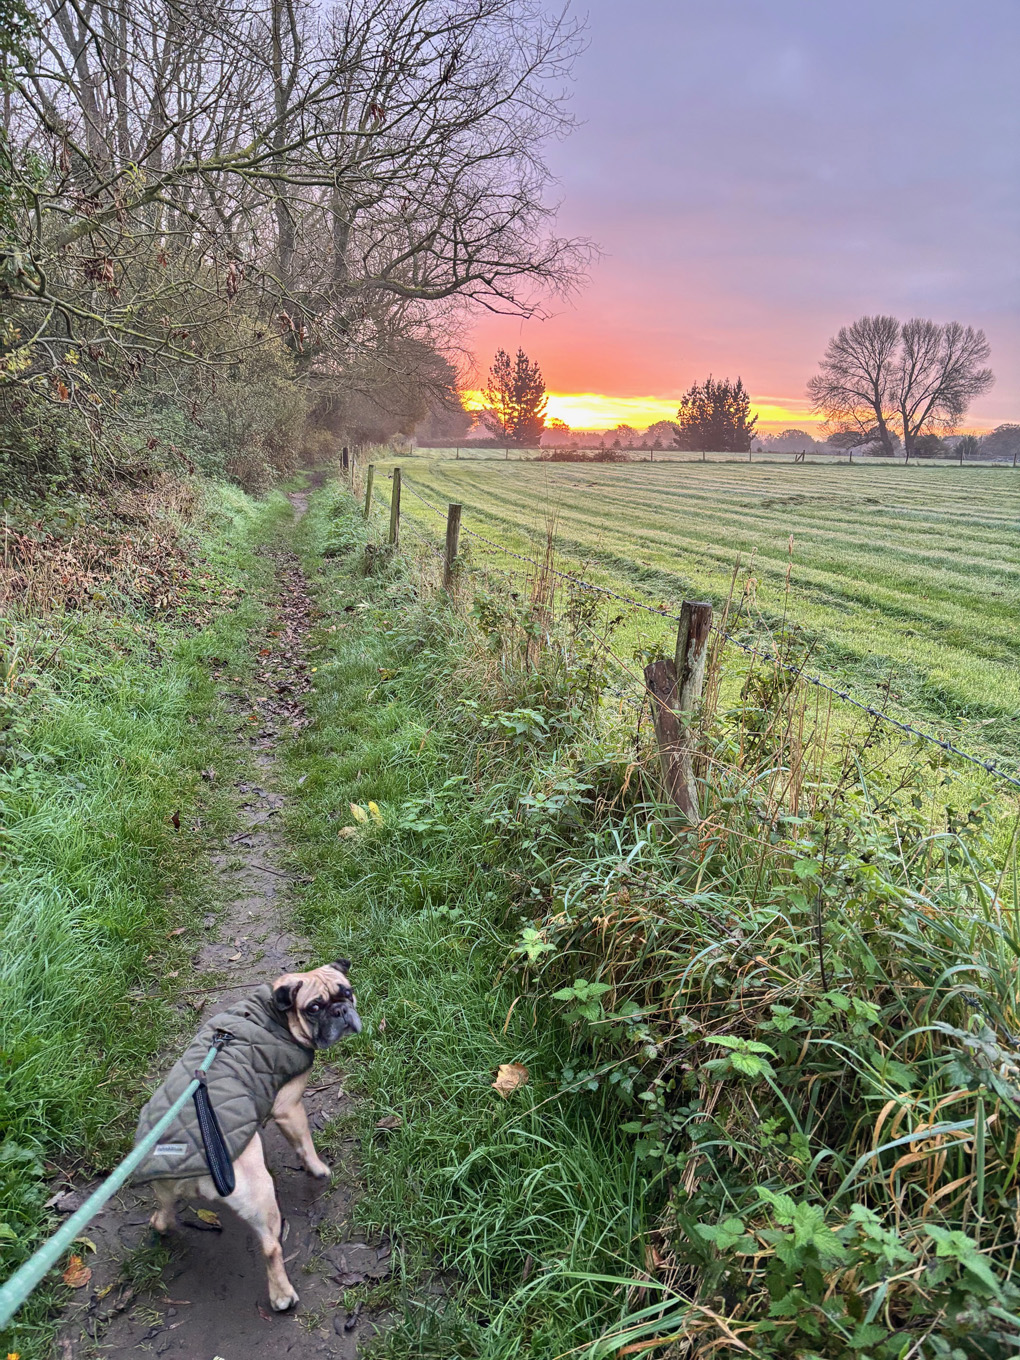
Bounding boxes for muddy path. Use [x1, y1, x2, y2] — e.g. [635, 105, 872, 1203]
[57, 490, 389, 1359]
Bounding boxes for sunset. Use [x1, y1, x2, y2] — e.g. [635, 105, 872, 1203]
[464, 390, 828, 434]
[3, 0, 1020, 1354]
[469, 0, 1018, 436]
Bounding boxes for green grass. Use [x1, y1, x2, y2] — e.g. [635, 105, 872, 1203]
[382, 458, 1020, 764]
[279, 482, 651, 1357]
[284, 475, 1020, 1359]
[0, 481, 289, 1357]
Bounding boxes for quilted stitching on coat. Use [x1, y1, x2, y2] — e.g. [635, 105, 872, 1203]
[131, 985, 314, 1183]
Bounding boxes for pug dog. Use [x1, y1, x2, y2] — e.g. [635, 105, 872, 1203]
[132, 962, 361, 1311]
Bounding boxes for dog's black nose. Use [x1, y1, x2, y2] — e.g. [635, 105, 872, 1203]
[343, 1004, 362, 1034]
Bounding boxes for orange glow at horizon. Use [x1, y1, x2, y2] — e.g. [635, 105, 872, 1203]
[463, 389, 828, 434]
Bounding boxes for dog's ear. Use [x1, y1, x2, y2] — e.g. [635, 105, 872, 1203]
[332, 958, 352, 976]
[272, 977, 300, 1011]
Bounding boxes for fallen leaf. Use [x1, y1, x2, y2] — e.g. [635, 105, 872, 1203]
[166, 927, 186, 937]
[491, 1062, 529, 1098]
[170, 810, 181, 830]
[367, 801, 383, 825]
[375, 1114, 402, 1129]
[338, 826, 359, 840]
[62, 1255, 92, 1289]
[195, 1209, 221, 1227]
[74, 1236, 97, 1253]
[95, 1283, 115, 1300]
[349, 803, 369, 824]
[378, 1016, 387, 1032]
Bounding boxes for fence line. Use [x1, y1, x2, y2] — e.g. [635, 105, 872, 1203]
[394, 476, 1020, 793]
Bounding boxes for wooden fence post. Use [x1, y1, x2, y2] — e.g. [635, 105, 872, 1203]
[363, 464, 375, 518]
[443, 503, 462, 589]
[388, 466, 401, 545]
[643, 599, 713, 821]
[341, 445, 349, 472]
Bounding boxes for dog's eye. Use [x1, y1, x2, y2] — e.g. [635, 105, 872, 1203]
[306, 1002, 322, 1015]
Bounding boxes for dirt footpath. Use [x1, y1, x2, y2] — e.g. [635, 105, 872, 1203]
[57, 492, 388, 1359]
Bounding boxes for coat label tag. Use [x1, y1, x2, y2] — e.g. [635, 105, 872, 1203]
[154, 1142, 188, 1157]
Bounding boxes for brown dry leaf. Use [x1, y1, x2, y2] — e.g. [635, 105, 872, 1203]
[375, 1114, 403, 1130]
[170, 810, 181, 830]
[195, 1209, 221, 1227]
[338, 826, 359, 840]
[166, 927, 186, 937]
[378, 1016, 387, 1032]
[62, 1255, 92, 1289]
[491, 1062, 529, 1098]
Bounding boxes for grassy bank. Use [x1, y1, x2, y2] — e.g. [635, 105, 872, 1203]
[287, 477, 1020, 1359]
[0, 480, 286, 1356]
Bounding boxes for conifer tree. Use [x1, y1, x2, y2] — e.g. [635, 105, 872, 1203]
[674, 376, 757, 452]
[484, 348, 548, 445]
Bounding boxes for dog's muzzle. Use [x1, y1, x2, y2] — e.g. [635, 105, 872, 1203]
[318, 1000, 362, 1047]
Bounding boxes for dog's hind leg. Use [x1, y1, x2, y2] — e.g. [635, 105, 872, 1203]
[271, 1071, 331, 1179]
[228, 1133, 299, 1312]
[150, 1182, 179, 1234]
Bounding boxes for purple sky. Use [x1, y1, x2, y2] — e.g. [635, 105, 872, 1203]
[470, 0, 1020, 430]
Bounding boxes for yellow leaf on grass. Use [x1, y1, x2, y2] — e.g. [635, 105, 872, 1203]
[491, 1063, 529, 1098]
[62, 1255, 92, 1289]
[74, 1236, 97, 1253]
[195, 1209, 221, 1227]
[367, 801, 383, 825]
[349, 803, 369, 824]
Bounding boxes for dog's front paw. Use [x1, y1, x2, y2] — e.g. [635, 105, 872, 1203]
[270, 1286, 300, 1312]
[307, 1158, 332, 1180]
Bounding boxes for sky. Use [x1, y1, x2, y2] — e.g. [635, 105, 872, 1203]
[467, 0, 1020, 432]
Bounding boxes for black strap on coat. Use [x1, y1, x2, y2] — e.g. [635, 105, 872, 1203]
[192, 1032, 236, 1196]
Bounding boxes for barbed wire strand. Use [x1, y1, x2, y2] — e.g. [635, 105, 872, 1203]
[396, 478, 1020, 792]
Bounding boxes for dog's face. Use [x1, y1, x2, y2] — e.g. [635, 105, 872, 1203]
[272, 961, 362, 1049]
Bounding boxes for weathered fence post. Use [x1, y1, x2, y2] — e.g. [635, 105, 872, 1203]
[388, 466, 401, 545]
[341, 445, 349, 472]
[643, 599, 713, 821]
[443, 503, 462, 590]
[363, 464, 375, 518]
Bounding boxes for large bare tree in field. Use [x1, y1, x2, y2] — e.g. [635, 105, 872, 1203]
[809, 314, 994, 457]
[1, 0, 589, 406]
[807, 314, 900, 456]
[894, 319, 993, 459]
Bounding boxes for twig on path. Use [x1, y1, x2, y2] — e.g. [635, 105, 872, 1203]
[250, 862, 291, 879]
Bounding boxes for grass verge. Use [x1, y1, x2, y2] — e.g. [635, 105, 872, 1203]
[286, 476, 1020, 1360]
[0, 479, 288, 1357]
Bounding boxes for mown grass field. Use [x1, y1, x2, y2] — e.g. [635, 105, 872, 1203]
[389, 458, 1020, 762]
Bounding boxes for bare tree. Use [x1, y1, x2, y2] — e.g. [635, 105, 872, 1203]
[895, 319, 993, 459]
[2, 0, 590, 405]
[807, 315, 900, 457]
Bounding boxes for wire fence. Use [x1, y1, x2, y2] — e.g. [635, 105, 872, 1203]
[386, 475, 1020, 794]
